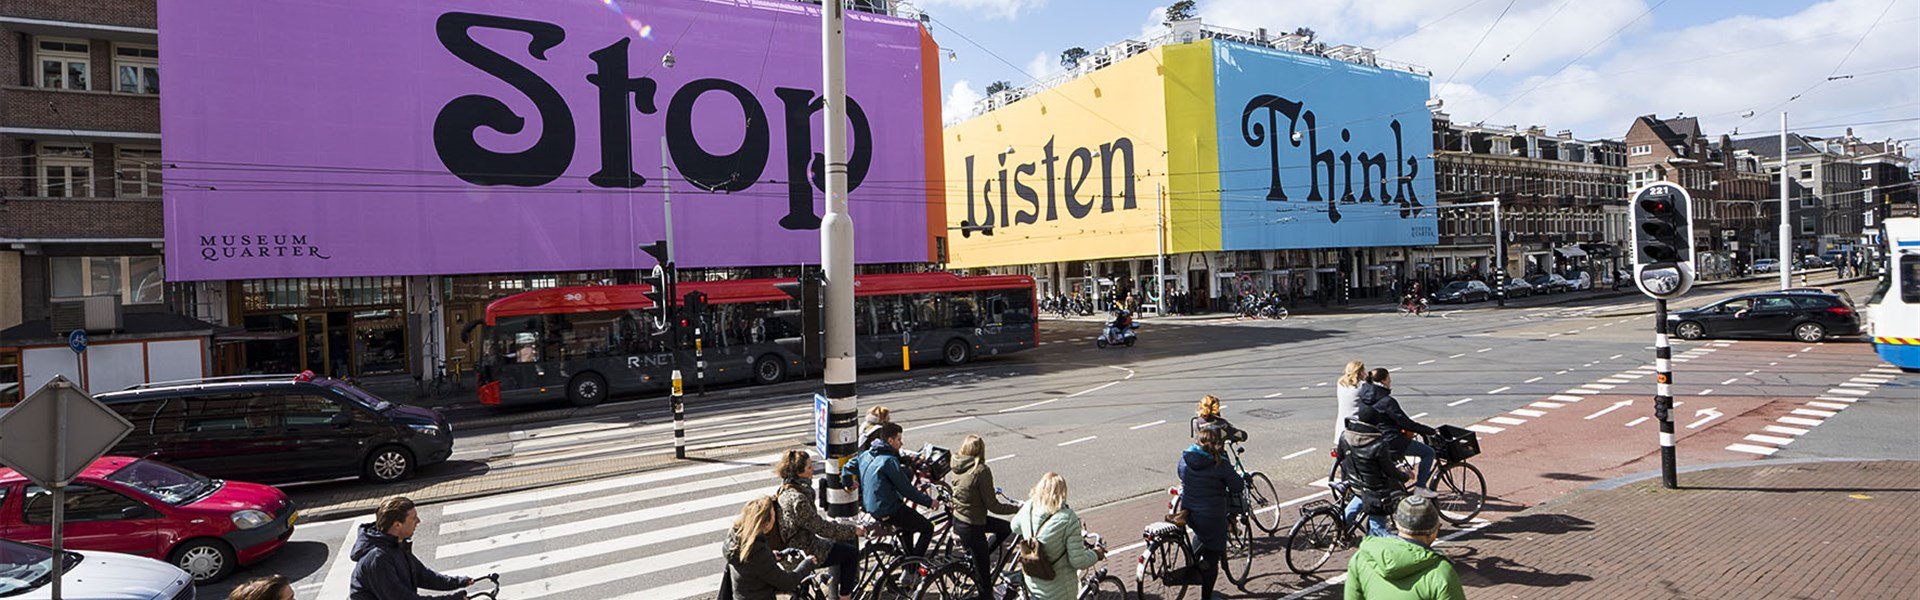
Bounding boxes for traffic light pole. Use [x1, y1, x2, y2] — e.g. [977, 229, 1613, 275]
[1493, 197, 1505, 308]
[1654, 298, 1677, 489]
[662, 137, 685, 460]
[820, 0, 860, 518]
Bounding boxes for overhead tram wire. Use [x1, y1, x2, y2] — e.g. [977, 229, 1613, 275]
[1731, 0, 1905, 133]
[1439, 0, 1520, 91]
[1482, 0, 1670, 122]
[1464, 0, 1574, 91]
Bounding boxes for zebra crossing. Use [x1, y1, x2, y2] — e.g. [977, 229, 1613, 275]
[480, 401, 817, 471]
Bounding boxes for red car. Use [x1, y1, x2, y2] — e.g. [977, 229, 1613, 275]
[0, 456, 295, 583]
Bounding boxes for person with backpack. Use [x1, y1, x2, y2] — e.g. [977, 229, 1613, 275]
[1343, 496, 1467, 600]
[1179, 427, 1246, 600]
[842, 422, 938, 557]
[772, 450, 861, 600]
[722, 496, 815, 600]
[1354, 368, 1439, 490]
[1011, 472, 1101, 600]
[1339, 414, 1404, 538]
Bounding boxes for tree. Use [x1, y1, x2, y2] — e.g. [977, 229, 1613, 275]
[1059, 47, 1090, 70]
[1164, 0, 1197, 24]
[985, 80, 1012, 95]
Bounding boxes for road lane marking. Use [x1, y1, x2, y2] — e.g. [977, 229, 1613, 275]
[1529, 402, 1564, 409]
[1768, 362, 1779, 366]
[1584, 400, 1631, 420]
[1282, 448, 1317, 460]
[1448, 398, 1474, 406]
[1057, 436, 1097, 447]
[1449, 353, 1467, 359]
[1477, 347, 1493, 353]
[1598, 378, 1630, 384]
[1778, 416, 1825, 427]
[1263, 391, 1287, 398]
[1583, 383, 1617, 390]
[1549, 394, 1584, 402]
[1418, 359, 1437, 365]
[1556, 370, 1570, 375]
[1487, 386, 1511, 394]
[1609, 354, 1624, 360]
[1524, 376, 1543, 383]
[1808, 401, 1851, 410]
[446, 453, 780, 515]
[1466, 424, 1505, 434]
[1511, 409, 1546, 418]
[316, 521, 362, 600]
[1726, 443, 1779, 456]
[1720, 378, 1739, 385]
[1488, 416, 1527, 426]
[1816, 396, 1858, 403]
[988, 454, 1017, 463]
[1566, 388, 1601, 395]
[1826, 388, 1871, 396]
[1745, 433, 1796, 446]
[1800, 346, 1814, 352]
[1548, 333, 1562, 338]
[1625, 417, 1650, 427]
[1764, 425, 1810, 436]
[1837, 382, 1878, 388]
[1411, 412, 1429, 419]
[908, 416, 973, 432]
[1744, 370, 1759, 376]
[999, 398, 1059, 413]
[1130, 420, 1166, 430]
[1316, 382, 1329, 387]
[1617, 373, 1645, 379]
[1791, 408, 1837, 418]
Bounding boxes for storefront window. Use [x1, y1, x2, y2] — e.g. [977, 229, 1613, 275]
[353, 310, 407, 375]
[0, 353, 20, 405]
[50, 256, 162, 304]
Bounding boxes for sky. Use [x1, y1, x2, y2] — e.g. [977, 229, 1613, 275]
[911, 0, 1920, 145]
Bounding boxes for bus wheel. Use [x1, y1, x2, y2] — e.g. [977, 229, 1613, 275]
[753, 355, 787, 385]
[943, 339, 972, 366]
[568, 372, 607, 407]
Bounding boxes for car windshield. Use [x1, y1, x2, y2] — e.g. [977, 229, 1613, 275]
[0, 540, 56, 595]
[106, 459, 214, 506]
[330, 383, 393, 412]
[1441, 282, 1469, 292]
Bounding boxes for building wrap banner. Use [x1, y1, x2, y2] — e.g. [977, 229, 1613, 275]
[1212, 41, 1437, 250]
[161, 0, 937, 281]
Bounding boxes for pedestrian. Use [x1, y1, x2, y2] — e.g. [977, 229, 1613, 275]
[722, 496, 816, 600]
[1334, 360, 1366, 446]
[1354, 368, 1439, 490]
[228, 574, 294, 600]
[1337, 415, 1402, 538]
[349, 497, 478, 600]
[1178, 427, 1245, 600]
[1190, 395, 1248, 443]
[860, 405, 892, 447]
[1011, 472, 1102, 600]
[772, 450, 860, 600]
[1342, 496, 1466, 600]
[949, 435, 1022, 600]
[842, 422, 937, 557]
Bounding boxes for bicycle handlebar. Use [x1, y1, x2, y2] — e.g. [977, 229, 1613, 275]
[466, 573, 500, 600]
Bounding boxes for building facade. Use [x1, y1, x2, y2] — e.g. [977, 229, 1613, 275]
[1726, 131, 1880, 258]
[1845, 139, 1916, 222]
[1626, 115, 1778, 278]
[1430, 114, 1627, 284]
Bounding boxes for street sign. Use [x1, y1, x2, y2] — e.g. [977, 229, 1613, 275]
[813, 393, 830, 458]
[66, 329, 86, 354]
[0, 376, 135, 487]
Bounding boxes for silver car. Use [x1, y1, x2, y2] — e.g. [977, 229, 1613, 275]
[0, 538, 193, 600]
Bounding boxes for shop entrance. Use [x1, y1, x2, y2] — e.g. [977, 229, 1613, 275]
[241, 310, 407, 378]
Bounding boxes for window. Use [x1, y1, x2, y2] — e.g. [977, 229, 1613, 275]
[36, 144, 93, 198]
[1629, 145, 1652, 156]
[117, 147, 162, 197]
[49, 256, 163, 304]
[280, 393, 344, 426]
[183, 393, 278, 431]
[35, 38, 89, 90]
[1799, 215, 1816, 235]
[1799, 165, 1813, 180]
[23, 485, 146, 524]
[113, 44, 158, 95]
[1901, 255, 1918, 303]
[1861, 168, 1872, 181]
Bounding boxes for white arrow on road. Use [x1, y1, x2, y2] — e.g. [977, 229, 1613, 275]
[1687, 407, 1723, 429]
[1584, 399, 1632, 420]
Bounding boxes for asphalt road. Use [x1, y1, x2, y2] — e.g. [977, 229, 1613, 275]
[196, 278, 1911, 598]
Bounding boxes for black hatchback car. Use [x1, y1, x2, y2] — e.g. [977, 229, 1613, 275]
[1434, 280, 1492, 303]
[92, 375, 452, 484]
[1668, 290, 1861, 343]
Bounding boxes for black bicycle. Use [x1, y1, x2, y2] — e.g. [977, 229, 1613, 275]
[1134, 486, 1256, 600]
[467, 573, 500, 600]
[1284, 427, 1485, 575]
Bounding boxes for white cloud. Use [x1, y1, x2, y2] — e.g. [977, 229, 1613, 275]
[911, 0, 1046, 21]
[1024, 51, 1055, 80]
[943, 79, 984, 124]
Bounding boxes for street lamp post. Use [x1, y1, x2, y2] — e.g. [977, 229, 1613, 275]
[1779, 112, 1792, 290]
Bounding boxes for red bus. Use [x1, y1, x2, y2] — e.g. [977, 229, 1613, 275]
[474, 272, 1037, 407]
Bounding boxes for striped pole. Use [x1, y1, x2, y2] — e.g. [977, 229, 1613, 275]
[672, 368, 685, 459]
[820, 0, 861, 518]
[1653, 298, 1677, 489]
[695, 331, 706, 396]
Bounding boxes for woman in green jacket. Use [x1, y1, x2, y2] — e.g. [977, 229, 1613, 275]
[1011, 472, 1103, 600]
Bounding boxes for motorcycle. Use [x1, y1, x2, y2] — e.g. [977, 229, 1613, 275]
[1096, 318, 1139, 348]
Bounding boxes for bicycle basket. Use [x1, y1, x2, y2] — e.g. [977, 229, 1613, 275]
[1435, 425, 1481, 462]
[913, 443, 954, 480]
[1299, 499, 1334, 516]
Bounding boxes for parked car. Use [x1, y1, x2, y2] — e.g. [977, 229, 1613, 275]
[1668, 290, 1861, 343]
[1569, 271, 1594, 291]
[1501, 278, 1534, 298]
[1751, 258, 1780, 273]
[0, 538, 194, 599]
[1798, 255, 1831, 269]
[0, 456, 294, 582]
[1434, 280, 1492, 303]
[1525, 273, 1572, 294]
[93, 374, 452, 485]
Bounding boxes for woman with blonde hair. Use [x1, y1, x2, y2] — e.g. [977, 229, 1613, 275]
[1334, 360, 1366, 445]
[1191, 394, 1248, 443]
[860, 405, 893, 447]
[950, 435, 1022, 600]
[722, 496, 814, 600]
[227, 574, 293, 600]
[772, 450, 860, 600]
[1011, 472, 1102, 600]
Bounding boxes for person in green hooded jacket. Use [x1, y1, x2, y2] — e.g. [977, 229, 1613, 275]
[1344, 495, 1466, 600]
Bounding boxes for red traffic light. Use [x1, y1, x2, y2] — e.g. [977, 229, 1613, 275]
[1638, 198, 1674, 213]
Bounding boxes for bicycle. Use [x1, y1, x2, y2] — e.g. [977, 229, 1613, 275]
[908, 490, 1028, 600]
[1397, 295, 1429, 317]
[1134, 486, 1256, 600]
[1283, 428, 1485, 575]
[786, 518, 932, 600]
[419, 358, 462, 399]
[1187, 420, 1284, 535]
[467, 572, 500, 600]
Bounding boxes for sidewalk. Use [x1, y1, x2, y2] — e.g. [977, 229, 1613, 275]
[1293, 459, 1919, 599]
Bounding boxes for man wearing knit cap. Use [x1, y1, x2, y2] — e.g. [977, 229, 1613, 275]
[1343, 496, 1466, 600]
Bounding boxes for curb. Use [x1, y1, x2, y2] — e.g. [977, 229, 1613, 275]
[1584, 456, 1907, 492]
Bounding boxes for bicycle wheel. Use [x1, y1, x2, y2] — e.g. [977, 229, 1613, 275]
[1245, 472, 1283, 534]
[1133, 535, 1191, 600]
[909, 561, 978, 600]
[873, 556, 933, 600]
[1434, 462, 1487, 525]
[856, 543, 902, 597]
[1083, 573, 1130, 600]
[1223, 514, 1254, 587]
[1283, 509, 1341, 576]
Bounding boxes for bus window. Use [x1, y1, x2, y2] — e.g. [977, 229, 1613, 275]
[915, 295, 943, 328]
[951, 296, 979, 328]
[1903, 255, 1918, 303]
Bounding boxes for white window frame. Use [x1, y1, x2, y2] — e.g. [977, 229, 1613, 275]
[112, 43, 159, 95]
[116, 146, 162, 198]
[48, 256, 165, 305]
[34, 37, 90, 91]
[1629, 145, 1652, 156]
[36, 144, 94, 198]
[1861, 168, 1872, 181]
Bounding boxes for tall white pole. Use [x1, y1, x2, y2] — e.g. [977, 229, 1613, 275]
[662, 137, 685, 459]
[820, 0, 859, 517]
[1493, 197, 1505, 307]
[1156, 182, 1167, 312]
[1779, 111, 1792, 290]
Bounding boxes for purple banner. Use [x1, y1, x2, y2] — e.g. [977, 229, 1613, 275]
[161, 0, 933, 280]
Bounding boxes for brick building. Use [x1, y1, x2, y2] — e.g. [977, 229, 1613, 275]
[1844, 138, 1916, 222]
[1625, 115, 1778, 278]
[1727, 130, 1875, 258]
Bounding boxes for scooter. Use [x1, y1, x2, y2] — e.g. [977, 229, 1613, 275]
[1096, 319, 1138, 348]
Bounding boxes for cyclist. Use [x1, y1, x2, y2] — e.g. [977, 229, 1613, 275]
[949, 435, 1021, 600]
[843, 422, 938, 557]
[1333, 360, 1366, 446]
[1337, 416, 1401, 538]
[1178, 427, 1244, 600]
[349, 497, 481, 600]
[722, 496, 815, 600]
[1354, 368, 1439, 490]
[860, 405, 893, 448]
[773, 451, 861, 600]
[1190, 395, 1248, 443]
[1010, 472, 1103, 600]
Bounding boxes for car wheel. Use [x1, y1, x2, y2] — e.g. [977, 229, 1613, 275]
[567, 372, 607, 407]
[1793, 322, 1826, 343]
[1675, 321, 1706, 340]
[363, 445, 415, 483]
[753, 354, 786, 385]
[170, 538, 235, 583]
[943, 339, 972, 365]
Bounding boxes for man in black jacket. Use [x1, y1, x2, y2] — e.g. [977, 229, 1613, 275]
[1354, 368, 1439, 490]
[1337, 418, 1402, 538]
[350, 497, 476, 600]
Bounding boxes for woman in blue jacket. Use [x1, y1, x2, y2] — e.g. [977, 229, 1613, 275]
[1178, 427, 1245, 600]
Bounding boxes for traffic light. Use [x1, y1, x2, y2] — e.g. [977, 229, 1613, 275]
[774, 269, 823, 365]
[637, 239, 675, 335]
[1629, 183, 1695, 299]
[682, 291, 708, 347]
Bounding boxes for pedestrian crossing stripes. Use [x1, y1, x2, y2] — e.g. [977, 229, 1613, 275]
[1720, 365, 1889, 457]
